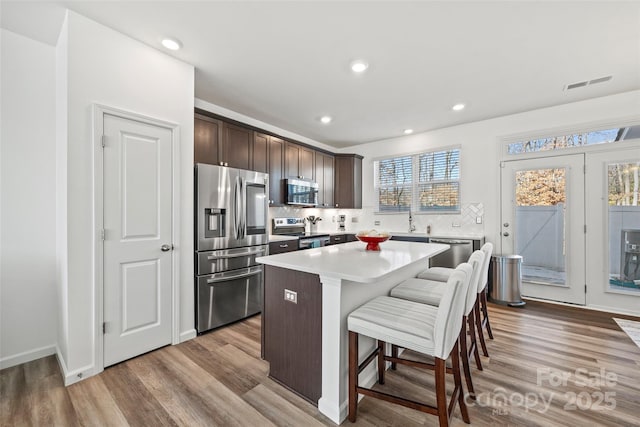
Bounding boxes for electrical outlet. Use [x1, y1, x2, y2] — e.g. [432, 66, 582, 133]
[352, 217, 359, 223]
[284, 289, 297, 304]
[476, 216, 483, 224]
[374, 220, 381, 226]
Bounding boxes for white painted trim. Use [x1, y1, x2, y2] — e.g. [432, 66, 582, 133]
[55, 345, 97, 386]
[499, 118, 640, 161]
[0, 345, 56, 370]
[92, 104, 181, 377]
[522, 297, 640, 318]
[179, 329, 197, 343]
[171, 124, 181, 345]
[91, 105, 105, 378]
[499, 115, 640, 145]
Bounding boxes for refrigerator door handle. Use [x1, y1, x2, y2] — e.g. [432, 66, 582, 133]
[206, 266, 262, 283]
[241, 178, 247, 238]
[206, 248, 265, 260]
[233, 176, 243, 239]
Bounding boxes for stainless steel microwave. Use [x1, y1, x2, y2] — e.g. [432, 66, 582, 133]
[285, 178, 318, 206]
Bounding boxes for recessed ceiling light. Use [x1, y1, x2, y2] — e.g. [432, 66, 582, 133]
[452, 103, 465, 111]
[403, 129, 414, 135]
[320, 116, 332, 124]
[350, 60, 369, 73]
[161, 38, 182, 51]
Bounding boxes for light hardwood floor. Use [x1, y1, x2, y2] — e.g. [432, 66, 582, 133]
[2, 301, 639, 426]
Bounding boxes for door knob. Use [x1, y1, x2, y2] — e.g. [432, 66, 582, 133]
[502, 232, 510, 237]
[161, 244, 172, 252]
[503, 223, 509, 227]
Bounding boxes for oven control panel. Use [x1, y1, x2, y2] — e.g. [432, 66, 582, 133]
[273, 217, 305, 228]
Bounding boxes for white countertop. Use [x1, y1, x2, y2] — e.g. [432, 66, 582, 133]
[256, 241, 449, 283]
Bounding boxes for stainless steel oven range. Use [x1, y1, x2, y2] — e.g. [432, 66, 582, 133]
[195, 164, 268, 334]
[271, 217, 330, 249]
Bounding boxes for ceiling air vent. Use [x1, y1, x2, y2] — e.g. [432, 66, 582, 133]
[565, 75, 613, 91]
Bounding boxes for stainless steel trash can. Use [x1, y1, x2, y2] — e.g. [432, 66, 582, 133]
[489, 255, 525, 307]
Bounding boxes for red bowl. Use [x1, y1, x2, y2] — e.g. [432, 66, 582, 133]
[355, 234, 391, 251]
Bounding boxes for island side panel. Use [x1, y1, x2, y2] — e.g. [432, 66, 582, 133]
[263, 265, 323, 404]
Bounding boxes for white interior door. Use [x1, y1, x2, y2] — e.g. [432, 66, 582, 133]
[585, 146, 640, 315]
[501, 154, 586, 305]
[103, 113, 173, 367]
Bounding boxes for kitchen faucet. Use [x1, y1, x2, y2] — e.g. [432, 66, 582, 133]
[408, 212, 416, 233]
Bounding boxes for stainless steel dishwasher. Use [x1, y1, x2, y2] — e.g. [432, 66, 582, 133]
[428, 238, 475, 268]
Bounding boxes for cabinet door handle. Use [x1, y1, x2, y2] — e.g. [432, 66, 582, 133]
[335, 237, 341, 241]
[279, 244, 289, 248]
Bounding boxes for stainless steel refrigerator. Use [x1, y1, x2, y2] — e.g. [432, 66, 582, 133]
[195, 164, 269, 333]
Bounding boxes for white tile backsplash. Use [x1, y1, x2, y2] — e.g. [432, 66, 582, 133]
[269, 203, 485, 237]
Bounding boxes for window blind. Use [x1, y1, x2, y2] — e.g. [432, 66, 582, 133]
[374, 149, 460, 213]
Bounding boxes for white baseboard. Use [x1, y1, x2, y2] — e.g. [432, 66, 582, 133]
[180, 328, 197, 342]
[56, 346, 100, 386]
[0, 344, 56, 370]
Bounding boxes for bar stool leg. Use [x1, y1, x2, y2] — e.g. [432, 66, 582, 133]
[451, 340, 471, 424]
[474, 300, 490, 357]
[467, 312, 483, 371]
[435, 357, 449, 427]
[348, 331, 358, 422]
[481, 289, 494, 339]
[458, 316, 475, 400]
[391, 345, 398, 370]
[377, 340, 386, 384]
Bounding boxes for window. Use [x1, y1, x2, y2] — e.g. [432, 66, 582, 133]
[507, 125, 640, 155]
[374, 148, 460, 213]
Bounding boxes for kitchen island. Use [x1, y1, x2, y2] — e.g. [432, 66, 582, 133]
[256, 240, 449, 424]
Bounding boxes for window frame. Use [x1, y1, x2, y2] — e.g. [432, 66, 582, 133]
[374, 146, 461, 214]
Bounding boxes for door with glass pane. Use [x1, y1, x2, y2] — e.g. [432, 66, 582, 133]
[585, 148, 640, 314]
[501, 154, 586, 305]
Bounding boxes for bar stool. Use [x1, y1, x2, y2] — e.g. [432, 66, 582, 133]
[347, 264, 472, 427]
[390, 250, 485, 398]
[474, 243, 494, 355]
[416, 243, 494, 357]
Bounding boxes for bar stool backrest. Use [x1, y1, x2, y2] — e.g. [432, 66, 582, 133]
[478, 243, 494, 292]
[464, 250, 485, 315]
[433, 263, 472, 359]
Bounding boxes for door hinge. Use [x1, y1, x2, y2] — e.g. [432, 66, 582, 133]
[100, 229, 105, 241]
[584, 224, 587, 233]
[101, 135, 106, 148]
[102, 322, 106, 334]
[583, 164, 586, 174]
[585, 284, 587, 294]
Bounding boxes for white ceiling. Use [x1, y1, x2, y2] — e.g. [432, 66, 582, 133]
[2, 1, 639, 148]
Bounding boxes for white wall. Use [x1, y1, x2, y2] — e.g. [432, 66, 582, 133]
[57, 11, 195, 383]
[0, 29, 58, 368]
[339, 91, 640, 250]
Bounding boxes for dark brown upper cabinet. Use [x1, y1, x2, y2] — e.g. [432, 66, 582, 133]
[335, 154, 363, 209]
[285, 142, 315, 180]
[252, 131, 269, 174]
[255, 132, 285, 206]
[221, 122, 252, 170]
[194, 115, 222, 165]
[314, 152, 335, 208]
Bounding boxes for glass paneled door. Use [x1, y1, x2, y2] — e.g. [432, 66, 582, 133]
[585, 147, 640, 314]
[500, 154, 586, 305]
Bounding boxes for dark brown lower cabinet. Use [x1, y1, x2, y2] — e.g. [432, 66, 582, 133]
[263, 265, 322, 404]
